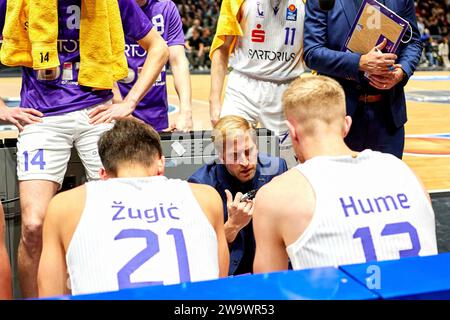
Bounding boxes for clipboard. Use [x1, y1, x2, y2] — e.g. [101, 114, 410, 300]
[342, 0, 409, 54]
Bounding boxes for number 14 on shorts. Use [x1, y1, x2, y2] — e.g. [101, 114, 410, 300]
[23, 149, 46, 171]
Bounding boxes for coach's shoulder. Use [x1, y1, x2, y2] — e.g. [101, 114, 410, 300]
[258, 153, 288, 174]
[188, 162, 220, 185]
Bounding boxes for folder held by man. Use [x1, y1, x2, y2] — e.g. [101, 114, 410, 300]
[343, 0, 409, 54]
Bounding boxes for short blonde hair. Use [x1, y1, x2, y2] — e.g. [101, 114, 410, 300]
[211, 115, 253, 151]
[282, 76, 346, 135]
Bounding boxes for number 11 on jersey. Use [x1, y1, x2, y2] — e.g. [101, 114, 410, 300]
[284, 28, 296, 46]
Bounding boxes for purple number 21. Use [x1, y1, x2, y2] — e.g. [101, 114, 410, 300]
[115, 228, 191, 290]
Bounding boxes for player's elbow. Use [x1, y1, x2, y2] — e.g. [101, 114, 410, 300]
[147, 43, 169, 69]
[158, 42, 170, 65]
[211, 41, 230, 63]
[144, 33, 169, 65]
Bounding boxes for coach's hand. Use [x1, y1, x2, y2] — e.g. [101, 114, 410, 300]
[368, 65, 405, 90]
[0, 104, 43, 131]
[224, 190, 254, 244]
[359, 39, 398, 76]
[88, 100, 136, 125]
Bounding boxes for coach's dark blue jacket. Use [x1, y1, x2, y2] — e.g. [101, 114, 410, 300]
[188, 153, 288, 276]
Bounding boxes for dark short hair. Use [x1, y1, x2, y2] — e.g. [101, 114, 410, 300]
[98, 118, 162, 175]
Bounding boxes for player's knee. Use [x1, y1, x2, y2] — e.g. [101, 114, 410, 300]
[20, 218, 44, 251]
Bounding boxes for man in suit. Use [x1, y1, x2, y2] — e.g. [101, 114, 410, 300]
[189, 115, 288, 275]
[303, 0, 422, 158]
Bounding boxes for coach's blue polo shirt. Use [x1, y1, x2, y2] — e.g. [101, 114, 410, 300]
[188, 153, 288, 276]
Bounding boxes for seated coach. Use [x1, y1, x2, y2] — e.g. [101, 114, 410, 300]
[188, 115, 288, 275]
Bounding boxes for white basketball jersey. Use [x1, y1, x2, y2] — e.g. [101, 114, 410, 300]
[229, 0, 305, 81]
[287, 150, 437, 270]
[66, 176, 219, 295]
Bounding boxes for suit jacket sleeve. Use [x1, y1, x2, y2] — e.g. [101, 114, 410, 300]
[396, 0, 423, 86]
[303, 0, 362, 82]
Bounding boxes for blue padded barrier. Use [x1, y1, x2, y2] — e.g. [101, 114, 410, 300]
[339, 252, 450, 300]
[58, 267, 377, 300]
[54, 253, 450, 300]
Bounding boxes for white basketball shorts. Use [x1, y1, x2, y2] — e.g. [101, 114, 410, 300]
[16, 101, 114, 185]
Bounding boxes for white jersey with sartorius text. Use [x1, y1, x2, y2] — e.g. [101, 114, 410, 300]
[287, 150, 437, 270]
[66, 176, 219, 295]
[229, 0, 305, 82]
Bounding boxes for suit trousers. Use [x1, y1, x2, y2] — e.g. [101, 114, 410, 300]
[344, 100, 405, 159]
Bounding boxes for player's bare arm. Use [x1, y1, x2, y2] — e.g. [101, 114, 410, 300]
[190, 183, 230, 277]
[0, 205, 12, 299]
[37, 193, 70, 297]
[112, 82, 124, 104]
[252, 181, 290, 273]
[89, 27, 169, 124]
[38, 186, 86, 297]
[168, 45, 193, 132]
[209, 35, 235, 126]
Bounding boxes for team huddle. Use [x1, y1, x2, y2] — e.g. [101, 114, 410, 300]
[0, 0, 438, 299]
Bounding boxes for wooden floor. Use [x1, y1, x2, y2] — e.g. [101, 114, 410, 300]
[1, 71, 450, 191]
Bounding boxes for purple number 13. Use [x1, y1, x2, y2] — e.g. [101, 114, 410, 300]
[353, 222, 421, 262]
[115, 228, 190, 290]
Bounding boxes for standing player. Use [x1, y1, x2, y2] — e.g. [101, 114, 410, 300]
[253, 76, 437, 273]
[38, 119, 228, 297]
[0, 0, 169, 298]
[116, 0, 193, 132]
[209, 0, 306, 167]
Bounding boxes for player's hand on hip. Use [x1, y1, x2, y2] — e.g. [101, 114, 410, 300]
[88, 100, 136, 125]
[0, 106, 43, 132]
[368, 64, 404, 90]
[359, 38, 398, 76]
[225, 190, 253, 231]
